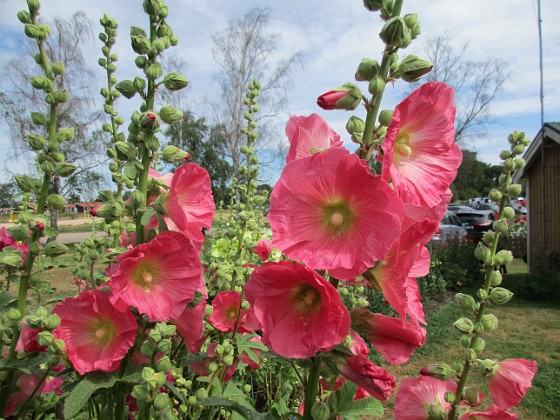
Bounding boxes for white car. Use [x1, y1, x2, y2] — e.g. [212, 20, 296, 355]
[430, 211, 468, 245]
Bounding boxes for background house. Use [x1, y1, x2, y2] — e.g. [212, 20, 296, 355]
[515, 123, 560, 273]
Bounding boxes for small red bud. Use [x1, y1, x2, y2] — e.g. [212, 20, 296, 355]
[35, 221, 45, 231]
[89, 208, 97, 216]
[146, 112, 157, 121]
[184, 152, 191, 161]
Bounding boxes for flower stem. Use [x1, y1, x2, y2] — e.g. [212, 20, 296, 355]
[303, 358, 321, 419]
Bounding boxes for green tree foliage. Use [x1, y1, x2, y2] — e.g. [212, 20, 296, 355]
[452, 149, 502, 200]
[0, 181, 18, 208]
[164, 111, 233, 205]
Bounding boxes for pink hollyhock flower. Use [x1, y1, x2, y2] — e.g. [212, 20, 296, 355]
[244, 261, 350, 358]
[269, 148, 405, 281]
[107, 231, 203, 321]
[3, 374, 44, 418]
[486, 358, 537, 410]
[161, 162, 215, 242]
[0, 227, 29, 262]
[338, 353, 396, 401]
[366, 220, 436, 325]
[15, 321, 47, 353]
[351, 309, 426, 365]
[285, 113, 344, 163]
[209, 291, 259, 334]
[52, 289, 137, 375]
[252, 239, 272, 262]
[382, 82, 462, 208]
[395, 376, 457, 420]
[462, 405, 517, 419]
[174, 300, 207, 353]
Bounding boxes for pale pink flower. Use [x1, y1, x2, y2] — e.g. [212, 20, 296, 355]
[395, 376, 456, 420]
[462, 405, 517, 419]
[285, 113, 344, 163]
[382, 82, 462, 208]
[208, 291, 259, 334]
[52, 289, 137, 375]
[107, 231, 203, 321]
[161, 162, 215, 242]
[244, 261, 350, 358]
[486, 358, 537, 410]
[269, 147, 405, 281]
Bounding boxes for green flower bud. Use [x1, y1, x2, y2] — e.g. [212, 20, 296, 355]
[474, 242, 491, 261]
[482, 231, 495, 245]
[140, 112, 160, 132]
[380, 17, 410, 49]
[378, 109, 394, 127]
[354, 58, 380, 82]
[30, 112, 47, 126]
[115, 141, 137, 160]
[464, 387, 481, 406]
[512, 145, 525, 155]
[507, 184, 522, 196]
[397, 55, 433, 82]
[46, 194, 67, 211]
[153, 393, 170, 411]
[420, 363, 455, 380]
[26, 134, 46, 151]
[455, 293, 477, 312]
[493, 219, 508, 233]
[157, 338, 172, 354]
[52, 89, 69, 104]
[363, 0, 383, 12]
[495, 250, 513, 264]
[145, 63, 163, 81]
[53, 162, 76, 177]
[37, 331, 54, 346]
[163, 72, 189, 91]
[156, 356, 172, 373]
[453, 317, 474, 334]
[345, 116, 365, 135]
[476, 288, 488, 300]
[444, 391, 455, 404]
[140, 341, 155, 358]
[24, 23, 40, 39]
[503, 159, 514, 172]
[499, 150, 511, 160]
[170, 35, 179, 46]
[368, 75, 386, 96]
[317, 83, 362, 111]
[52, 61, 65, 76]
[471, 336, 485, 354]
[195, 388, 208, 401]
[44, 242, 69, 257]
[403, 13, 418, 29]
[488, 189, 502, 202]
[58, 127, 75, 141]
[489, 287, 513, 305]
[514, 158, 525, 169]
[95, 201, 123, 220]
[1, 252, 23, 270]
[162, 145, 189, 163]
[481, 314, 498, 331]
[310, 402, 330, 420]
[223, 355, 235, 366]
[17, 10, 32, 24]
[115, 80, 137, 99]
[488, 270, 502, 287]
[502, 207, 516, 220]
[45, 314, 61, 330]
[159, 105, 184, 124]
[426, 403, 447, 420]
[131, 35, 151, 55]
[133, 76, 146, 93]
[466, 348, 477, 361]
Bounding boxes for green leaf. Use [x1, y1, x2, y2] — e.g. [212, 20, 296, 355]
[0, 352, 54, 374]
[140, 207, 157, 227]
[44, 226, 58, 238]
[223, 382, 253, 420]
[123, 161, 138, 180]
[236, 333, 268, 365]
[0, 291, 17, 312]
[328, 382, 383, 419]
[200, 397, 275, 420]
[63, 372, 117, 418]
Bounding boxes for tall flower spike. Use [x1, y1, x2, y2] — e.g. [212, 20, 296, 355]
[285, 113, 344, 163]
[107, 231, 203, 321]
[244, 261, 350, 358]
[382, 82, 462, 208]
[52, 289, 137, 375]
[269, 147, 405, 281]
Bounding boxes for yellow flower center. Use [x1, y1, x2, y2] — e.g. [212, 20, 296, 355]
[321, 199, 356, 235]
[224, 306, 239, 322]
[133, 263, 158, 291]
[292, 284, 322, 315]
[91, 318, 116, 346]
[394, 131, 412, 163]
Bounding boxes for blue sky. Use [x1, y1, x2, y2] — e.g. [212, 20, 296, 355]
[0, 0, 558, 185]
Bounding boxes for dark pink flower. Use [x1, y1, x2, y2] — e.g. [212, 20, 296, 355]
[15, 321, 47, 353]
[52, 289, 137, 375]
[0, 227, 29, 262]
[285, 113, 344, 163]
[174, 300, 207, 353]
[486, 358, 537, 410]
[3, 374, 44, 418]
[395, 376, 456, 419]
[161, 162, 215, 242]
[107, 231, 203, 321]
[244, 261, 350, 358]
[382, 82, 462, 208]
[269, 148, 405, 281]
[338, 353, 396, 401]
[208, 291, 259, 334]
[252, 239, 272, 262]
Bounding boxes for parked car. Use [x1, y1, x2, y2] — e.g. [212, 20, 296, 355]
[430, 211, 467, 245]
[448, 204, 474, 214]
[456, 210, 495, 241]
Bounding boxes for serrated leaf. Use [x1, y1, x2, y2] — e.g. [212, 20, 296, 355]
[236, 333, 268, 364]
[328, 382, 357, 414]
[178, 352, 208, 368]
[44, 226, 57, 238]
[200, 397, 275, 420]
[337, 397, 383, 419]
[140, 207, 157, 227]
[223, 382, 253, 420]
[63, 372, 117, 418]
[0, 291, 17, 311]
[166, 382, 186, 404]
[123, 161, 138, 180]
[0, 352, 54, 374]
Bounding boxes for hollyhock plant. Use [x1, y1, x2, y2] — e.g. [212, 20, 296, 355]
[485, 358, 537, 410]
[269, 147, 405, 281]
[52, 289, 137, 375]
[252, 238, 272, 262]
[395, 376, 457, 420]
[208, 290, 259, 333]
[160, 162, 215, 242]
[285, 113, 343, 163]
[382, 82, 462, 208]
[107, 231, 203, 321]
[244, 260, 350, 358]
